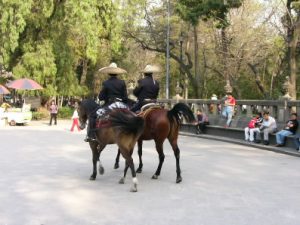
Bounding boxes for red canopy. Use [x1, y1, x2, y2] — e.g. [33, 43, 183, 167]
[6, 78, 43, 90]
[0, 84, 10, 94]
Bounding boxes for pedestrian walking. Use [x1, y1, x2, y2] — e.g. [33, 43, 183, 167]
[70, 103, 81, 132]
[49, 100, 58, 126]
[222, 92, 236, 128]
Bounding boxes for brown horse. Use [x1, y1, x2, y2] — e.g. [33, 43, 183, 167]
[114, 103, 195, 183]
[78, 99, 144, 192]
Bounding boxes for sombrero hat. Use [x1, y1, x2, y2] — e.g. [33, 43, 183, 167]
[141, 65, 161, 73]
[98, 63, 127, 74]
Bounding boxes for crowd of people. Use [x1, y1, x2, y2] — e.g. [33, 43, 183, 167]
[244, 111, 299, 151]
[194, 92, 300, 152]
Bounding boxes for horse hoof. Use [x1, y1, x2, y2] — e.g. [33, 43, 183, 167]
[119, 178, 125, 184]
[130, 187, 138, 192]
[99, 166, 104, 175]
[152, 174, 158, 180]
[136, 168, 142, 173]
[176, 177, 182, 183]
[130, 184, 138, 192]
[114, 164, 119, 169]
[90, 176, 96, 181]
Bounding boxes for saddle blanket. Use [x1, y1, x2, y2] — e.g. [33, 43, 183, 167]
[96, 102, 128, 117]
[95, 102, 128, 128]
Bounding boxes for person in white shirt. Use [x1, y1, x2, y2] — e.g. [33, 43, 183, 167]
[251, 111, 277, 145]
[70, 103, 81, 132]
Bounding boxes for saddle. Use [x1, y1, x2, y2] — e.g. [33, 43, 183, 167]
[138, 103, 162, 118]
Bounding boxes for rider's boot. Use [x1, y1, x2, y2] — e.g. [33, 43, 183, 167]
[84, 117, 97, 142]
[84, 131, 96, 142]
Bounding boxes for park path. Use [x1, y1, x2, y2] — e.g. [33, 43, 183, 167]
[0, 121, 300, 225]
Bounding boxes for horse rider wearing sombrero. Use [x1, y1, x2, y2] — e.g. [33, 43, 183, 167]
[84, 62, 128, 142]
[131, 65, 160, 112]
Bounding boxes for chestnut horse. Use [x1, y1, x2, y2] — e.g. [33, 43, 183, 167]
[115, 103, 195, 183]
[78, 99, 144, 192]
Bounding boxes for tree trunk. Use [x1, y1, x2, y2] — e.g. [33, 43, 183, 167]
[289, 16, 300, 99]
[221, 27, 228, 82]
[193, 25, 201, 98]
[80, 59, 88, 85]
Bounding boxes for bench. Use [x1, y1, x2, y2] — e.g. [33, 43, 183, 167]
[180, 123, 299, 150]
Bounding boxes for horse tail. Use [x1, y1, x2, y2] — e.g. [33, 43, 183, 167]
[167, 103, 195, 129]
[167, 103, 195, 139]
[109, 111, 144, 135]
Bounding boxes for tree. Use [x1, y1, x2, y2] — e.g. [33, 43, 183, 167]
[0, 0, 33, 66]
[282, 0, 300, 99]
[176, 0, 243, 97]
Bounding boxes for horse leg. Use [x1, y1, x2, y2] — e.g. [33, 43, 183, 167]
[169, 138, 182, 183]
[114, 149, 121, 169]
[97, 143, 106, 175]
[152, 140, 165, 180]
[128, 157, 138, 192]
[119, 161, 129, 184]
[136, 139, 143, 173]
[90, 143, 100, 180]
[120, 148, 138, 192]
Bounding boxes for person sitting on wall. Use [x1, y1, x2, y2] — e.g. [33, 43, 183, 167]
[244, 112, 263, 142]
[275, 113, 298, 147]
[195, 110, 209, 134]
[251, 111, 277, 145]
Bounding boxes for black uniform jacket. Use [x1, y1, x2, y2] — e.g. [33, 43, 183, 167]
[133, 76, 159, 102]
[98, 76, 128, 104]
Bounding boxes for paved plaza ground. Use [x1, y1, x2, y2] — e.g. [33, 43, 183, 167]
[0, 120, 300, 225]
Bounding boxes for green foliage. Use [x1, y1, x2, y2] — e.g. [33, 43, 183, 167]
[0, 0, 33, 65]
[58, 106, 73, 119]
[32, 111, 45, 120]
[176, 0, 243, 27]
[13, 40, 57, 97]
[1, 0, 125, 98]
[32, 107, 49, 120]
[1, 0, 298, 100]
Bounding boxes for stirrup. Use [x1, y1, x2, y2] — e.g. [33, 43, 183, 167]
[84, 136, 96, 142]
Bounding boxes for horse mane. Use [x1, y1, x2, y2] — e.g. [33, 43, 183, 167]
[80, 99, 100, 115]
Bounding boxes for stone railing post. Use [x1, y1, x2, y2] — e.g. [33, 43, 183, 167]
[277, 100, 289, 124]
[246, 105, 252, 117]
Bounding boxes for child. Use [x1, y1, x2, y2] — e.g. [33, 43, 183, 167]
[70, 105, 80, 132]
[245, 112, 262, 142]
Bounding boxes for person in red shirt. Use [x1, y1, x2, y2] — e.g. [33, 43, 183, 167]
[244, 113, 263, 142]
[222, 92, 236, 127]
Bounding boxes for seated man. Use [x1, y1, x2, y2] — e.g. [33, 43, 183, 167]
[251, 111, 277, 145]
[85, 63, 128, 142]
[244, 112, 262, 142]
[275, 113, 298, 147]
[131, 65, 160, 113]
[195, 110, 209, 134]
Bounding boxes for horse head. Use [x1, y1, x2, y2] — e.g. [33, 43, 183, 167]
[78, 99, 99, 130]
[78, 103, 88, 130]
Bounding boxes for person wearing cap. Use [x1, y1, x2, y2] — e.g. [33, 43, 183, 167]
[84, 62, 128, 142]
[131, 65, 160, 112]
